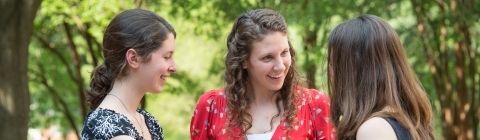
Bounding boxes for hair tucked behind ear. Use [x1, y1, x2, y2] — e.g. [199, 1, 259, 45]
[86, 9, 176, 110]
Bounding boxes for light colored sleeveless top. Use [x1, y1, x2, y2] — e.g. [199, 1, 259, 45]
[245, 131, 274, 140]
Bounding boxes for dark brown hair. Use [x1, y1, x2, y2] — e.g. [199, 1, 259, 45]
[224, 9, 301, 138]
[327, 14, 434, 140]
[86, 9, 176, 110]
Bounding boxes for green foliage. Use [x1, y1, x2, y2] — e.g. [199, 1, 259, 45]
[29, 0, 140, 136]
[145, 93, 196, 140]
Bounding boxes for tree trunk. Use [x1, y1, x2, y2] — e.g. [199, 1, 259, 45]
[410, 0, 478, 139]
[303, 26, 319, 89]
[0, 0, 42, 139]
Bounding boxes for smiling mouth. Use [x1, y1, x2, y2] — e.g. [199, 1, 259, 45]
[160, 75, 168, 80]
[268, 74, 282, 79]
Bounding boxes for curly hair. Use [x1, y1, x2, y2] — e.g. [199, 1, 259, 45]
[224, 9, 302, 138]
[86, 9, 176, 110]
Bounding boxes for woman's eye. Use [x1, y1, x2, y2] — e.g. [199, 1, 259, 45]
[281, 51, 289, 56]
[262, 56, 273, 61]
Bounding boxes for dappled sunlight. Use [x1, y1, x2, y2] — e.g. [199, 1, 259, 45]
[0, 88, 15, 115]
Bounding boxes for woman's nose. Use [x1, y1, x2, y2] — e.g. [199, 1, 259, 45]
[273, 59, 286, 71]
[168, 61, 177, 73]
[168, 66, 176, 73]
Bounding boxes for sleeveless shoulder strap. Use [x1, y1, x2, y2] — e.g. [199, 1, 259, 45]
[383, 118, 413, 140]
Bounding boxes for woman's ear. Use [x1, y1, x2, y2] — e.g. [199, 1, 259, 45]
[126, 49, 140, 68]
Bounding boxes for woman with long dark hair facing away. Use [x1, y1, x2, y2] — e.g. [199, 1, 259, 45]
[190, 9, 334, 140]
[327, 14, 435, 140]
[81, 9, 177, 140]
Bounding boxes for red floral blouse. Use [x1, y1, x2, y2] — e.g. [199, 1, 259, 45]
[190, 87, 335, 140]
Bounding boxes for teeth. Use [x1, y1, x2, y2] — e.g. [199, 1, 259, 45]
[269, 75, 281, 78]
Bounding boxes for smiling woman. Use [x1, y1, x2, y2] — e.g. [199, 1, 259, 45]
[189, 9, 334, 140]
[244, 31, 291, 93]
[81, 9, 177, 140]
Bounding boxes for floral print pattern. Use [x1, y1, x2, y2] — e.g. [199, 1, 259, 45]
[81, 108, 164, 140]
[190, 87, 335, 140]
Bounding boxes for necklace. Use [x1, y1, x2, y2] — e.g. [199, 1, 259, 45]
[108, 94, 145, 139]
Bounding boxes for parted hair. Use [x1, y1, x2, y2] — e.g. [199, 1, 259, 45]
[86, 9, 176, 110]
[327, 14, 435, 140]
[224, 8, 301, 138]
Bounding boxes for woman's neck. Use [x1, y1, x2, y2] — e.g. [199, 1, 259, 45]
[246, 85, 278, 107]
[108, 78, 145, 113]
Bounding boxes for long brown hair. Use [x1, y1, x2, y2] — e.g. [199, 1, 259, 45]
[224, 9, 301, 138]
[86, 9, 176, 110]
[327, 14, 434, 140]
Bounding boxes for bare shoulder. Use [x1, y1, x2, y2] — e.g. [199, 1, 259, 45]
[356, 117, 397, 140]
[110, 135, 136, 140]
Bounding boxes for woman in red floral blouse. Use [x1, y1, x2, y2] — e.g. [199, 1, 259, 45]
[190, 9, 334, 140]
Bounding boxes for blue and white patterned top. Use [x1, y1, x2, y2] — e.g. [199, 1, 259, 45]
[81, 108, 164, 140]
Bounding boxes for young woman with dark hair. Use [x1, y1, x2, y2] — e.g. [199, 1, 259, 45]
[327, 14, 435, 140]
[81, 9, 177, 140]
